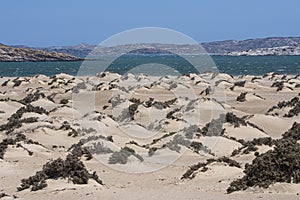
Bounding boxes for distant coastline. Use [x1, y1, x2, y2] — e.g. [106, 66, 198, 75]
[0, 43, 82, 62]
[14, 36, 300, 57]
[2, 36, 300, 62]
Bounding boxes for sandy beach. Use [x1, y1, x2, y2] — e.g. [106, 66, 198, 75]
[0, 72, 300, 199]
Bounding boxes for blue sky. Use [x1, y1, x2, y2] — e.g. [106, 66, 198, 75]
[1, 0, 299, 46]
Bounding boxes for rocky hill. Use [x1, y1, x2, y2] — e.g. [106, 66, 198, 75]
[0, 43, 82, 62]
[40, 37, 300, 57]
[38, 43, 95, 58]
[226, 44, 300, 56]
[9, 37, 300, 58]
[201, 37, 300, 54]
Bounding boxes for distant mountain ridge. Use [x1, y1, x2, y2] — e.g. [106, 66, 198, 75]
[9, 36, 300, 57]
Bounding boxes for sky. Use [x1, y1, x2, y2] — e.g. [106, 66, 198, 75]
[1, 0, 300, 47]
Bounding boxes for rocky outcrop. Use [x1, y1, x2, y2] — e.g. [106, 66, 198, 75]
[0, 43, 82, 62]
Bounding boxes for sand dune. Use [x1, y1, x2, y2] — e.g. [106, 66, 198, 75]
[0, 72, 300, 199]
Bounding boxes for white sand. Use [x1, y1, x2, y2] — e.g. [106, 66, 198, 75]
[0, 72, 299, 199]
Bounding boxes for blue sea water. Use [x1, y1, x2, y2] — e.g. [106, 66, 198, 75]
[0, 55, 300, 77]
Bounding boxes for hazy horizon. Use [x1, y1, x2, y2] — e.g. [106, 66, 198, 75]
[1, 0, 300, 47]
[3, 35, 300, 48]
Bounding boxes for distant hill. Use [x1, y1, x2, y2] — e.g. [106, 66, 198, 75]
[201, 37, 300, 53]
[9, 37, 300, 58]
[38, 43, 95, 58]
[0, 44, 82, 62]
[226, 44, 300, 56]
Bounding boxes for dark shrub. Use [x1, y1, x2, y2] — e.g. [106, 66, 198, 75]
[108, 147, 143, 164]
[225, 112, 247, 127]
[236, 92, 247, 102]
[60, 99, 69, 104]
[227, 123, 300, 193]
[271, 81, 284, 91]
[18, 153, 103, 191]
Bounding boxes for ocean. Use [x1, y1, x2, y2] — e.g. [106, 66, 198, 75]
[0, 55, 300, 77]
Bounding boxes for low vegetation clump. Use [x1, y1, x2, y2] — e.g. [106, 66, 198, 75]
[231, 137, 275, 156]
[236, 92, 247, 102]
[108, 147, 143, 164]
[128, 103, 139, 119]
[284, 101, 300, 117]
[148, 147, 158, 157]
[165, 135, 191, 152]
[181, 162, 206, 179]
[12, 78, 22, 87]
[19, 91, 45, 105]
[60, 99, 69, 104]
[271, 81, 284, 91]
[0, 138, 15, 159]
[227, 123, 300, 193]
[116, 102, 139, 122]
[227, 139, 300, 193]
[234, 80, 246, 87]
[149, 132, 177, 146]
[68, 142, 93, 161]
[86, 142, 114, 154]
[189, 141, 211, 154]
[129, 97, 142, 104]
[200, 115, 225, 136]
[0, 192, 8, 198]
[200, 86, 212, 95]
[225, 112, 247, 127]
[183, 125, 201, 139]
[282, 122, 300, 141]
[0, 104, 47, 133]
[181, 156, 241, 180]
[166, 107, 181, 120]
[17, 136, 105, 191]
[75, 82, 87, 90]
[18, 154, 103, 191]
[144, 97, 177, 109]
[230, 80, 246, 90]
[200, 113, 248, 136]
[0, 133, 38, 159]
[268, 96, 299, 113]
